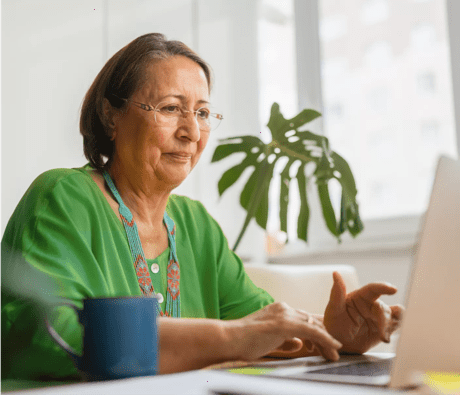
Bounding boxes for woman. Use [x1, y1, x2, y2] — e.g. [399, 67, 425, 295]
[1, 33, 402, 380]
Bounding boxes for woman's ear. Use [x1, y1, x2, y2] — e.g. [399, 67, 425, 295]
[102, 98, 117, 140]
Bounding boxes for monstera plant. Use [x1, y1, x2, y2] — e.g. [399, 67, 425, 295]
[211, 103, 364, 252]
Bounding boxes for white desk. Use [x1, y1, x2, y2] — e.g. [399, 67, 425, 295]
[4, 369, 434, 395]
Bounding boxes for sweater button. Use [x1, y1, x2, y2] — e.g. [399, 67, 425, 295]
[156, 293, 164, 303]
[151, 263, 160, 274]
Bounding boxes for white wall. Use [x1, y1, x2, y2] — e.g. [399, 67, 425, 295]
[2, 0, 105, 229]
[1, 0, 265, 262]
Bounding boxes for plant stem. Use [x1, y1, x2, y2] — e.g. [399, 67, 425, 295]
[232, 210, 253, 252]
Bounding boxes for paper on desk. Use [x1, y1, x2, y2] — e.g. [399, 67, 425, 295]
[423, 372, 460, 395]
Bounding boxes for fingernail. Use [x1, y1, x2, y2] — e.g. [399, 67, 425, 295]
[330, 350, 340, 361]
[382, 331, 391, 343]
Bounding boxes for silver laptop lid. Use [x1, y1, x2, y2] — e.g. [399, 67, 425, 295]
[390, 156, 460, 388]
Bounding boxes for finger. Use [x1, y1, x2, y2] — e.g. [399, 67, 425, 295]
[311, 317, 325, 328]
[303, 339, 316, 353]
[307, 325, 343, 351]
[274, 338, 304, 353]
[315, 342, 340, 362]
[390, 304, 404, 321]
[327, 272, 347, 311]
[371, 300, 393, 342]
[295, 310, 326, 329]
[307, 329, 341, 361]
[372, 301, 404, 343]
[285, 312, 342, 351]
[354, 282, 397, 302]
[311, 313, 324, 324]
[388, 305, 404, 334]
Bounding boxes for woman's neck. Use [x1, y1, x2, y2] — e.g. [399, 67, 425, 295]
[106, 162, 172, 229]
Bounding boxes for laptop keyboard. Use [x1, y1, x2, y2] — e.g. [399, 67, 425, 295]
[305, 359, 392, 377]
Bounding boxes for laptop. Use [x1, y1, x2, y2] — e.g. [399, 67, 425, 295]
[243, 156, 460, 389]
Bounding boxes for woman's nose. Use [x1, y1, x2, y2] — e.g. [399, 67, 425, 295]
[178, 111, 201, 142]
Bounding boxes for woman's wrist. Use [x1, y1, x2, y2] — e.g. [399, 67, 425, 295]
[219, 319, 248, 361]
[158, 317, 244, 373]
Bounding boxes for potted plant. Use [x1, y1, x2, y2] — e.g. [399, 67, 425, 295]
[211, 103, 364, 252]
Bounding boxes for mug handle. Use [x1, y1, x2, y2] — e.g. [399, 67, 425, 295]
[44, 303, 82, 364]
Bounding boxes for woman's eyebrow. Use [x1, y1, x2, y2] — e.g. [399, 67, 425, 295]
[156, 94, 210, 105]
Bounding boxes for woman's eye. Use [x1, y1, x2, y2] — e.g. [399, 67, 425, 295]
[197, 109, 210, 119]
[161, 105, 181, 114]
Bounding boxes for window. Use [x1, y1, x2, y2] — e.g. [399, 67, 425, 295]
[411, 24, 437, 51]
[259, 0, 458, 256]
[417, 71, 436, 95]
[367, 86, 390, 112]
[320, 15, 347, 42]
[364, 41, 393, 68]
[324, 102, 344, 121]
[361, 0, 389, 25]
[258, 0, 298, 236]
[420, 120, 440, 141]
[258, 0, 297, 145]
[318, 0, 457, 224]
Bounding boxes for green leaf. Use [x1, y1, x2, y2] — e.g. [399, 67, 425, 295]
[232, 161, 274, 251]
[254, 171, 272, 229]
[338, 192, 347, 235]
[347, 205, 364, 236]
[330, 152, 357, 203]
[217, 157, 256, 196]
[314, 151, 334, 181]
[296, 165, 310, 242]
[282, 109, 322, 135]
[330, 152, 364, 236]
[267, 103, 321, 142]
[240, 163, 266, 209]
[266, 103, 285, 136]
[279, 159, 295, 233]
[317, 181, 339, 238]
[211, 136, 263, 163]
[239, 160, 276, 230]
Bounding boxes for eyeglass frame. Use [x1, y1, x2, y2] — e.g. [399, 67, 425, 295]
[110, 94, 223, 131]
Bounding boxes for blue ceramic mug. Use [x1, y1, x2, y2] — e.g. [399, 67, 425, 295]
[46, 296, 159, 381]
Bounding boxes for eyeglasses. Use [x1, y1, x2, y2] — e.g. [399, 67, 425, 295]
[112, 94, 223, 132]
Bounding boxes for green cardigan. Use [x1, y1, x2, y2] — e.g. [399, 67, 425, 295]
[1, 165, 273, 379]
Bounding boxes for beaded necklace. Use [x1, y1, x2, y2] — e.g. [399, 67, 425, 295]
[102, 170, 181, 317]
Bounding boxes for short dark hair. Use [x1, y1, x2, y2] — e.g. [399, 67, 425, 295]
[80, 33, 212, 170]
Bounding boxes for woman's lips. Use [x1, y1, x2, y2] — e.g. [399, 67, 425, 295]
[164, 152, 193, 162]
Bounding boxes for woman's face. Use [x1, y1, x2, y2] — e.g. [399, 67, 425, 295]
[110, 55, 210, 189]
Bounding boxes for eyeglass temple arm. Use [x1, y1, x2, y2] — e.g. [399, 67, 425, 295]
[109, 93, 154, 111]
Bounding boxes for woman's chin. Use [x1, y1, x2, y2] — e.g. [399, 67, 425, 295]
[149, 158, 196, 189]
[157, 169, 191, 190]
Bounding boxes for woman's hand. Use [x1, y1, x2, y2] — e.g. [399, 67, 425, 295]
[323, 272, 404, 354]
[228, 302, 342, 362]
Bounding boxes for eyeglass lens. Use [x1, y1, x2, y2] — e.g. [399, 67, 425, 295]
[154, 102, 222, 131]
